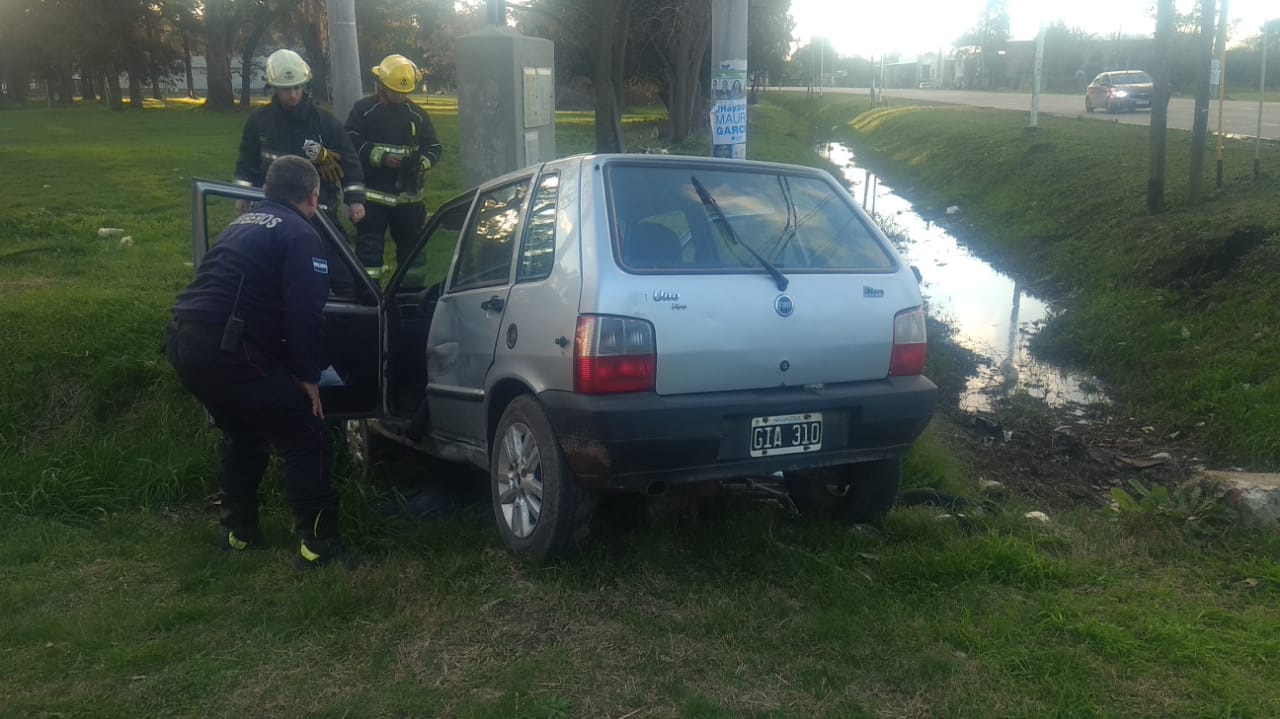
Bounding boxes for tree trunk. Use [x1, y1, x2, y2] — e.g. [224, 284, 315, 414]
[663, 4, 711, 143]
[106, 63, 125, 111]
[611, 0, 632, 120]
[1147, 0, 1174, 214]
[128, 56, 147, 108]
[299, 0, 330, 101]
[240, 26, 267, 109]
[53, 59, 74, 106]
[182, 31, 197, 98]
[204, 0, 237, 110]
[593, 0, 625, 152]
[1189, 0, 1215, 204]
[145, 9, 163, 100]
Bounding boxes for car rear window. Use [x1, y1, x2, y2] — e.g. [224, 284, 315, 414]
[1112, 72, 1152, 84]
[607, 164, 895, 273]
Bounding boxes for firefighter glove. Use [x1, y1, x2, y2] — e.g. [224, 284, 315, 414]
[314, 150, 344, 184]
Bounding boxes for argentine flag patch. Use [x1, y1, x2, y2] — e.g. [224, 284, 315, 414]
[312, 257, 329, 274]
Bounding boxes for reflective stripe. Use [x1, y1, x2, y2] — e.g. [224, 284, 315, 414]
[342, 183, 366, 194]
[364, 188, 423, 206]
[227, 532, 249, 551]
[260, 151, 281, 162]
[299, 541, 321, 561]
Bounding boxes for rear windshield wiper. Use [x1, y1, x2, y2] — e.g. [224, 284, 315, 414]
[690, 175, 789, 292]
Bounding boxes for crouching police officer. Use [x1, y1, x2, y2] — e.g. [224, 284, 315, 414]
[166, 156, 353, 569]
[345, 54, 443, 279]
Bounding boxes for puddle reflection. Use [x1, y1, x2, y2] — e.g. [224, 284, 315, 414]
[819, 142, 1107, 411]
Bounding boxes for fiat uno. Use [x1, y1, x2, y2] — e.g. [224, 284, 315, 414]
[191, 154, 937, 560]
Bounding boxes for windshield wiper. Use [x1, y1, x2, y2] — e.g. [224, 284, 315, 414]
[772, 175, 797, 261]
[690, 175, 789, 292]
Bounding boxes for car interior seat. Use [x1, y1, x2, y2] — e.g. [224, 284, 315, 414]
[624, 223, 683, 268]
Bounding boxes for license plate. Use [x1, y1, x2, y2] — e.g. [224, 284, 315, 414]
[750, 413, 823, 457]
[1136, 100, 1149, 106]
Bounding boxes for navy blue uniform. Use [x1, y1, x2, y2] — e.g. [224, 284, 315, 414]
[166, 200, 337, 545]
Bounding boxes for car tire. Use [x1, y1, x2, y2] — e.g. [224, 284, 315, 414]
[787, 457, 902, 525]
[490, 395, 594, 561]
[343, 419, 401, 482]
[1085, 97, 1093, 113]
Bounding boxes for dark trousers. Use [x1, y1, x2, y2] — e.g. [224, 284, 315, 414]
[354, 201, 425, 271]
[165, 320, 336, 535]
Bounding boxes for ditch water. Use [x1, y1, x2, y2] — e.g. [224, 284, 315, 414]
[819, 142, 1108, 412]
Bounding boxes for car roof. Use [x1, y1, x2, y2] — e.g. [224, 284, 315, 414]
[465, 153, 835, 195]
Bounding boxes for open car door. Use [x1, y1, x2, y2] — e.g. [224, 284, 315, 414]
[190, 179, 383, 420]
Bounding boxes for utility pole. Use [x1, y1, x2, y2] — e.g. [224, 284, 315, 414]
[1214, 0, 1230, 189]
[1030, 21, 1045, 128]
[1258, 19, 1270, 181]
[818, 37, 824, 95]
[710, 0, 748, 158]
[327, 0, 362, 121]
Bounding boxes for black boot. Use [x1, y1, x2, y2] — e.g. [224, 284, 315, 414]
[218, 494, 263, 552]
[292, 508, 362, 570]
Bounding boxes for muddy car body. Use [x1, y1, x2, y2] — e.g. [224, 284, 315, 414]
[192, 154, 937, 560]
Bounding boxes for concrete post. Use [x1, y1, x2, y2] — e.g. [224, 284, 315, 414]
[710, 0, 748, 159]
[456, 26, 556, 188]
[1030, 22, 1045, 127]
[327, 0, 362, 122]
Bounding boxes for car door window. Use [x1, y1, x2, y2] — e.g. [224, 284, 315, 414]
[398, 197, 474, 293]
[516, 173, 559, 283]
[450, 180, 531, 292]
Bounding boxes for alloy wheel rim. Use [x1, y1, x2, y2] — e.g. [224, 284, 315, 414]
[497, 421, 543, 538]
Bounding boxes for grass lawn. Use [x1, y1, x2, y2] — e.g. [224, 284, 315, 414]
[2, 96, 1279, 717]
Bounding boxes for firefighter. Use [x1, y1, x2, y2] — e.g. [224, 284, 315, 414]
[167, 156, 354, 569]
[345, 54, 443, 279]
[234, 49, 366, 230]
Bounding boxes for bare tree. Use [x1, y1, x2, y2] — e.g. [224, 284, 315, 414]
[1148, 0, 1174, 214]
[204, 0, 238, 109]
[1188, 0, 1215, 204]
[635, 0, 712, 142]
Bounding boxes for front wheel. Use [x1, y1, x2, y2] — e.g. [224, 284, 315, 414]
[1085, 97, 1093, 113]
[787, 457, 902, 525]
[491, 396, 594, 561]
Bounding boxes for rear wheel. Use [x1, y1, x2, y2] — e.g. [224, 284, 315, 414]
[788, 457, 902, 525]
[491, 396, 594, 561]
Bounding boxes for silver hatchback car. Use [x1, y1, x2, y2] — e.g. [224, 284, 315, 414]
[193, 154, 937, 560]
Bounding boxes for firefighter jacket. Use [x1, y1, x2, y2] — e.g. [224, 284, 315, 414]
[345, 95, 443, 207]
[235, 94, 366, 209]
[171, 200, 330, 383]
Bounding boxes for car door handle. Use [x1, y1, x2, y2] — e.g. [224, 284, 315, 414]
[480, 296, 505, 312]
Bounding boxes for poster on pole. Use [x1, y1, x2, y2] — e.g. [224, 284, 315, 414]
[710, 59, 748, 159]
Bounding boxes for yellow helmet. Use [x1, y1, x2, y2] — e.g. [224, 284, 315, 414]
[264, 49, 312, 88]
[372, 54, 419, 94]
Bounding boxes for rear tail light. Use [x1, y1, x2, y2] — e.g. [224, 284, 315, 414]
[888, 307, 927, 377]
[574, 315, 656, 394]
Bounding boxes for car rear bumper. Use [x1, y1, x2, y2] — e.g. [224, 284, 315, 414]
[538, 375, 937, 493]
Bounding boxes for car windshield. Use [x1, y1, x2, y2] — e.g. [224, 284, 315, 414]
[606, 163, 895, 273]
[1112, 72, 1152, 85]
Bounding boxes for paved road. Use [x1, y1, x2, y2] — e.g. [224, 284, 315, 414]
[782, 86, 1280, 140]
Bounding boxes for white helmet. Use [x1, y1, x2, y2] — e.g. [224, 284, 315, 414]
[264, 49, 312, 89]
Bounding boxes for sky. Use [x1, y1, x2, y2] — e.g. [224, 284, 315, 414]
[789, 0, 1274, 58]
